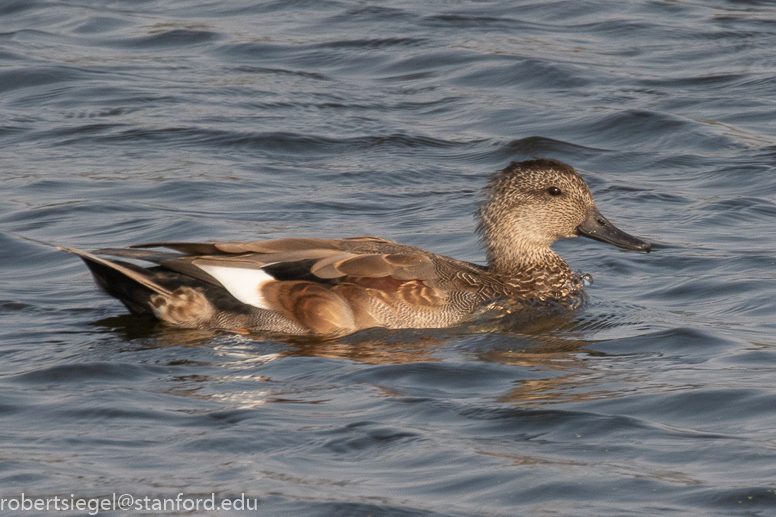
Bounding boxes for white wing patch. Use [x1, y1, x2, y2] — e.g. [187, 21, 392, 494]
[197, 264, 275, 310]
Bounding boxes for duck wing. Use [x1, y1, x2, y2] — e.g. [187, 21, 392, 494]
[86, 237, 465, 334]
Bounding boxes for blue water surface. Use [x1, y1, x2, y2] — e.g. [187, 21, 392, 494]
[2, 0, 776, 515]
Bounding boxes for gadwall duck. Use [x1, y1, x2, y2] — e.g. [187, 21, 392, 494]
[61, 159, 650, 335]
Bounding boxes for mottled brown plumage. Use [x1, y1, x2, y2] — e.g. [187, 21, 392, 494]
[61, 159, 650, 335]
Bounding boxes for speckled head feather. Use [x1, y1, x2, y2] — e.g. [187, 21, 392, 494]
[477, 159, 598, 272]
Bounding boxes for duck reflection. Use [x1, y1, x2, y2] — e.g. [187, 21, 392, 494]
[89, 303, 632, 408]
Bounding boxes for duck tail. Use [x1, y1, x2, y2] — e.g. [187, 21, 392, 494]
[59, 247, 172, 315]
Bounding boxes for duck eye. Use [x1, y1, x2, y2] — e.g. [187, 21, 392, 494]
[547, 186, 562, 196]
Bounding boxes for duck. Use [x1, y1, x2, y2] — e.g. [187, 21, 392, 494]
[61, 159, 650, 336]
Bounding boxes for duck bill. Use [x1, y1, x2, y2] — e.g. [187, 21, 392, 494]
[577, 209, 651, 252]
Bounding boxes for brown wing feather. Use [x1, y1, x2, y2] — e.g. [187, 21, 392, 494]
[260, 280, 356, 334]
[130, 242, 231, 255]
[128, 238, 439, 278]
[345, 278, 442, 309]
[331, 284, 384, 329]
[397, 281, 443, 307]
[144, 250, 344, 287]
[132, 237, 402, 257]
[94, 248, 185, 262]
[109, 238, 446, 333]
[345, 275, 402, 292]
[383, 254, 436, 280]
[131, 238, 345, 255]
[310, 253, 436, 281]
[218, 238, 343, 254]
[333, 254, 398, 277]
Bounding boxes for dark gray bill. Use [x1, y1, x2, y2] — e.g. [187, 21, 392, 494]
[577, 209, 651, 252]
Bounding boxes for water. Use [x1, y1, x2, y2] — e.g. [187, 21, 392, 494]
[2, 0, 776, 515]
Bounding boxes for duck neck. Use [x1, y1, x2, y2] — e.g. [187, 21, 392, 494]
[476, 202, 575, 286]
[485, 240, 573, 280]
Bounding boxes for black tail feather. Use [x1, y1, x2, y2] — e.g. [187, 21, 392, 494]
[61, 246, 254, 318]
[80, 257, 160, 315]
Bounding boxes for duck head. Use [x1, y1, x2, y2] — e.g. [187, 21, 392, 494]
[478, 159, 650, 272]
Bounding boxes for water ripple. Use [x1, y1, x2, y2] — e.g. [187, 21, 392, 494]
[3, 0, 776, 515]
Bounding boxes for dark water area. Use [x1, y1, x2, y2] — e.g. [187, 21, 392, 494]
[2, 0, 776, 515]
